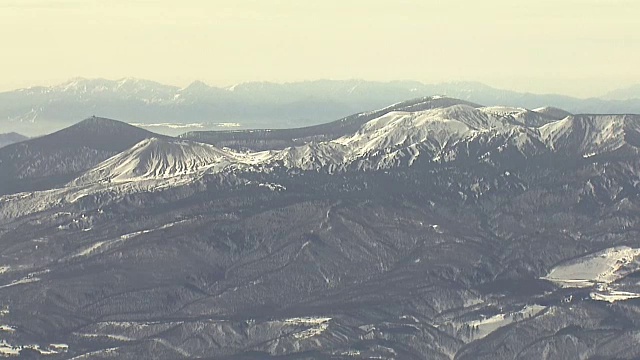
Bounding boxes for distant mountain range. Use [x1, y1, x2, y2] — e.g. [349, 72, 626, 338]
[0, 132, 27, 149]
[3, 78, 640, 136]
[601, 84, 640, 100]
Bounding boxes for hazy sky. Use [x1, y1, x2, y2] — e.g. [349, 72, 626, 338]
[1, 0, 639, 97]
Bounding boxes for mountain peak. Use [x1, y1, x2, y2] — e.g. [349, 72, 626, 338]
[43, 117, 162, 152]
[181, 80, 212, 92]
[74, 116, 138, 130]
[533, 106, 572, 120]
[72, 137, 234, 185]
[55, 77, 95, 91]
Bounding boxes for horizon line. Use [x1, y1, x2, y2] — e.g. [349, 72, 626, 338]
[0, 76, 626, 100]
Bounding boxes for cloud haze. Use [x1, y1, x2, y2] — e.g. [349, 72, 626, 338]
[1, 0, 639, 97]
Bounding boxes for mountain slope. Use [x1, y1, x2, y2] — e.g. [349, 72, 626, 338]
[72, 137, 238, 185]
[540, 114, 640, 157]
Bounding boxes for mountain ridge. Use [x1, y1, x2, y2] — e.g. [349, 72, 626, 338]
[5, 97, 640, 205]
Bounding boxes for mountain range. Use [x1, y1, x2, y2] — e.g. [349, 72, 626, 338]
[4, 78, 640, 137]
[2, 97, 640, 359]
[601, 84, 640, 101]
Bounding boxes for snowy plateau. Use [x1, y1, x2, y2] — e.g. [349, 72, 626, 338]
[2, 96, 640, 359]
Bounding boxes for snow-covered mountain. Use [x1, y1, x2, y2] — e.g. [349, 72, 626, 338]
[60, 100, 529, 184]
[5, 97, 640, 220]
[182, 100, 559, 173]
[72, 137, 240, 185]
[53, 99, 640, 198]
[7, 96, 640, 211]
[540, 114, 640, 156]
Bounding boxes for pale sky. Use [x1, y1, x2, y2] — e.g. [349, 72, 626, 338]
[1, 0, 639, 97]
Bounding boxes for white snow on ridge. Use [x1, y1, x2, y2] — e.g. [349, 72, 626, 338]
[540, 115, 628, 154]
[334, 109, 472, 154]
[327, 105, 515, 168]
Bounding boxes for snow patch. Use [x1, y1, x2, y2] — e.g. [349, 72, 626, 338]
[0, 325, 15, 333]
[458, 305, 546, 340]
[543, 246, 640, 288]
[216, 122, 241, 128]
[0, 276, 40, 289]
[0, 341, 19, 357]
[71, 221, 189, 259]
[72, 241, 109, 258]
[129, 122, 206, 129]
[0, 341, 68, 357]
[257, 182, 286, 191]
[284, 317, 332, 340]
[590, 290, 640, 303]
